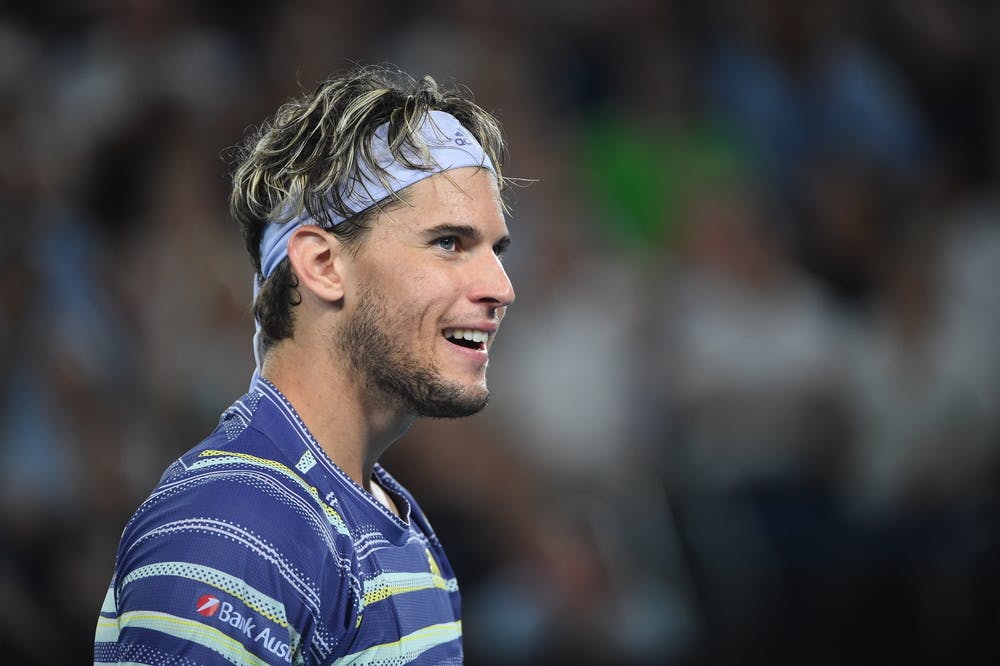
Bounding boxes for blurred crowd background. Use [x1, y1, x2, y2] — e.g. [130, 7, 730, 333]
[2, 0, 999, 664]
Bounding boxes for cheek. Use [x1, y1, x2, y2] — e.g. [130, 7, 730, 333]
[395, 267, 455, 305]
[380, 272, 453, 330]
[359, 254, 460, 330]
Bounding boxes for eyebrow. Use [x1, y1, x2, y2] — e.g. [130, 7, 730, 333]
[424, 224, 511, 252]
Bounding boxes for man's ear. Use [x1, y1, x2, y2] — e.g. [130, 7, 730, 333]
[286, 226, 346, 303]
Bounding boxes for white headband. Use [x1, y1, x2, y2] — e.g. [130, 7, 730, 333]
[251, 109, 496, 384]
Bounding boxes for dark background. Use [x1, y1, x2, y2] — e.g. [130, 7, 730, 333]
[1, 1, 999, 663]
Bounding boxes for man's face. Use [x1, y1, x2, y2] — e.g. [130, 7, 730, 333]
[336, 167, 515, 417]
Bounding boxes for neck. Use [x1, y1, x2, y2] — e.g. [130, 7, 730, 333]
[261, 341, 414, 490]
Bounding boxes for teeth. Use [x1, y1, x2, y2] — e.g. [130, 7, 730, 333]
[444, 328, 490, 344]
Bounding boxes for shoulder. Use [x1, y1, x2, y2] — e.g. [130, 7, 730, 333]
[109, 427, 363, 662]
[120, 422, 359, 590]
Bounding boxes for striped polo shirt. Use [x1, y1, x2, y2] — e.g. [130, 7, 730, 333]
[95, 378, 462, 665]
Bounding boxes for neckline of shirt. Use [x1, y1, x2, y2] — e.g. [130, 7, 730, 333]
[251, 376, 413, 537]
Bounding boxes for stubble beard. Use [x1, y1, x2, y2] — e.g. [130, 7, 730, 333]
[337, 286, 490, 418]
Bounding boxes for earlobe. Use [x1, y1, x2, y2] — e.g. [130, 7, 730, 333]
[286, 226, 346, 303]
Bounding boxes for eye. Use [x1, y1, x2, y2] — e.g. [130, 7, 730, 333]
[493, 238, 510, 259]
[436, 236, 458, 251]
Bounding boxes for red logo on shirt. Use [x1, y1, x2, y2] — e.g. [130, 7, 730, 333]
[196, 594, 221, 617]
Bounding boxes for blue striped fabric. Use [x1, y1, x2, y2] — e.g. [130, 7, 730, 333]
[95, 378, 462, 665]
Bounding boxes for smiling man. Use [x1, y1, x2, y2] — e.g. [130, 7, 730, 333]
[95, 66, 514, 665]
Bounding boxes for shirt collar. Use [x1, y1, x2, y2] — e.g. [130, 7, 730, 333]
[249, 376, 412, 540]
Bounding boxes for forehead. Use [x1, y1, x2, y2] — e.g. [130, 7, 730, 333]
[378, 167, 506, 234]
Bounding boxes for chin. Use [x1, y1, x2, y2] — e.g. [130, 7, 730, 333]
[410, 385, 490, 419]
[373, 363, 490, 419]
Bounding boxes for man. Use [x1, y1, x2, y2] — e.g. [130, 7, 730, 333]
[95, 66, 515, 665]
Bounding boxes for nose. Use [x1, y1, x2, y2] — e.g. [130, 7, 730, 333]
[471, 252, 516, 310]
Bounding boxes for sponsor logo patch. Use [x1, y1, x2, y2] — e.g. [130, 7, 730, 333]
[196, 594, 221, 617]
[194, 593, 291, 662]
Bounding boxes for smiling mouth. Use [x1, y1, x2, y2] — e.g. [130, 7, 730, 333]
[443, 328, 490, 351]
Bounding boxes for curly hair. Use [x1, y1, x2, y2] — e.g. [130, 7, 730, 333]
[229, 65, 508, 349]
